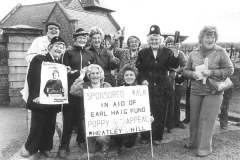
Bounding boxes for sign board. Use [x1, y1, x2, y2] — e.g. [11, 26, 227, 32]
[39, 62, 68, 104]
[84, 85, 151, 137]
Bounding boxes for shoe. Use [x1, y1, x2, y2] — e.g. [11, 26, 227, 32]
[175, 122, 186, 129]
[78, 142, 86, 148]
[184, 144, 197, 149]
[102, 144, 109, 155]
[153, 140, 161, 145]
[118, 145, 125, 154]
[167, 128, 173, 133]
[40, 151, 55, 158]
[140, 139, 148, 144]
[59, 149, 67, 158]
[21, 148, 30, 157]
[235, 122, 240, 126]
[182, 118, 190, 124]
[196, 153, 211, 157]
[221, 126, 228, 130]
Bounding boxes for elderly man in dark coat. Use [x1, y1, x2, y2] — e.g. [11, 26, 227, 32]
[22, 36, 66, 158]
[136, 25, 179, 145]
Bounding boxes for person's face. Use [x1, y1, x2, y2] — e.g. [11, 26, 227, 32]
[89, 67, 101, 84]
[124, 70, 136, 85]
[166, 42, 174, 49]
[202, 34, 215, 49]
[148, 35, 161, 50]
[47, 25, 60, 38]
[129, 38, 139, 51]
[75, 35, 88, 47]
[53, 72, 58, 79]
[50, 43, 65, 59]
[175, 43, 180, 49]
[91, 34, 102, 48]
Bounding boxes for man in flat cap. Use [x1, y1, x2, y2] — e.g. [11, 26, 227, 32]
[21, 21, 61, 101]
[22, 36, 66, 158]
[136, 25, 179, 145]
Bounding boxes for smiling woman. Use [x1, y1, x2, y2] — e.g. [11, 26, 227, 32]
[183, 25, 234, 157]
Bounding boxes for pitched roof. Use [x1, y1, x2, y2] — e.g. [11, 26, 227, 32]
[0, 0, 120, 31]
[64, 8, 119, 34]
[0, 2, 56, 28]
[81, 0, 115, 12]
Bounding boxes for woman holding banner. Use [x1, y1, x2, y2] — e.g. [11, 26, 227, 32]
[59, 28, 96, 158]
[183, 26, 234, 157]
[22, 37, 66, 158]
[70, 64, 111, 155]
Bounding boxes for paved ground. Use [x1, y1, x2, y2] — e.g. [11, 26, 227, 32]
[9, 110, 240, 160]
[0, 107, 28, 160]
[6, 88, 240, 160]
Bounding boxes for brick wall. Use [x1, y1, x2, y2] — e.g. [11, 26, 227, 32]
[47, 5, 76, 47]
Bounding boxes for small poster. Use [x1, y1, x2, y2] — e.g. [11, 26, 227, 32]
[83, 85, 151, 137]
[39, 62, 68, 104]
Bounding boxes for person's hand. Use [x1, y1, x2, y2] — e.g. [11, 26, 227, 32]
[202, 70, 212, 78]
[66, 66, 71, 73]
[193, 71, 202, 80]
[107, 49, 114, 56]
[142, 80, 149, 85]
[79, 68, 87, 80]
[150, 116, 154, 123]
[33, 97, 40, 104]
[67, 46, 73, 50]
[69, 70, 77, 74]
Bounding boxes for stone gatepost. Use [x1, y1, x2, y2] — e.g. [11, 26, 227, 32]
[1, 25, 43, 107]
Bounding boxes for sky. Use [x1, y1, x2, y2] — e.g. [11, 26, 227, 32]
[0, 0, 239, 43]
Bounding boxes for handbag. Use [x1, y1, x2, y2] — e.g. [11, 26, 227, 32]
[208, 77, 234, 93]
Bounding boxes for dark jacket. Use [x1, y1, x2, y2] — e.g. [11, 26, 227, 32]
[88, 45, 119, 76]
[63, 46, 96, 88]
[27, 53, 61, 112]
[136, 47, 179, 84]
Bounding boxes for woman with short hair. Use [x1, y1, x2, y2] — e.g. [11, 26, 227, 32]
[59, 28, 96, 158]
[183, 25, 234, 157]
[70, 64, 111, 155]
[113, 36, 141, 86]
[88, 26, 119, 87]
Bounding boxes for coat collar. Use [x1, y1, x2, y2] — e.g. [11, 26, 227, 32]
[147, 47, 162, 59]
[46, 53, 55, 63]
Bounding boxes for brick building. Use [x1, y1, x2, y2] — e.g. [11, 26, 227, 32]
[0, 0, 121, 106]
[0, 0, 121, 46]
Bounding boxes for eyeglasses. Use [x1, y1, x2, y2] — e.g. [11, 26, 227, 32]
[48, 27, 59, 30]
[76, 37, 87, 40]
[129, 41, 139, 44]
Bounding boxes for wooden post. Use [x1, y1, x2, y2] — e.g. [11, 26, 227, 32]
[120, 27, 125, 49]
[1, 25, 43, 107]
[230, 45, 233, 60]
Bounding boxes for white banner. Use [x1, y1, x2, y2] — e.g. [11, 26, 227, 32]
[84, 85, 151, 137]
[39, 62, 68, 104]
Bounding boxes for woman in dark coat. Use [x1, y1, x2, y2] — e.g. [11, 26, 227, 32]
[59, 28, 96, 158]
[136, 25, 179, 145]
[22, 36, 66, 158]
[88, 26, 119, 87]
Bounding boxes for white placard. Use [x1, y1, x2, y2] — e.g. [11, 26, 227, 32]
[39, 62, 68, 104]
[83, 85, 151, 137]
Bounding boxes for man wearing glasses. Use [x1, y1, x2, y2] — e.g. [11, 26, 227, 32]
[21, 22, 61, 102]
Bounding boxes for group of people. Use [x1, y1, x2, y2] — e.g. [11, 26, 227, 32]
[21, 21, 234, 158]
